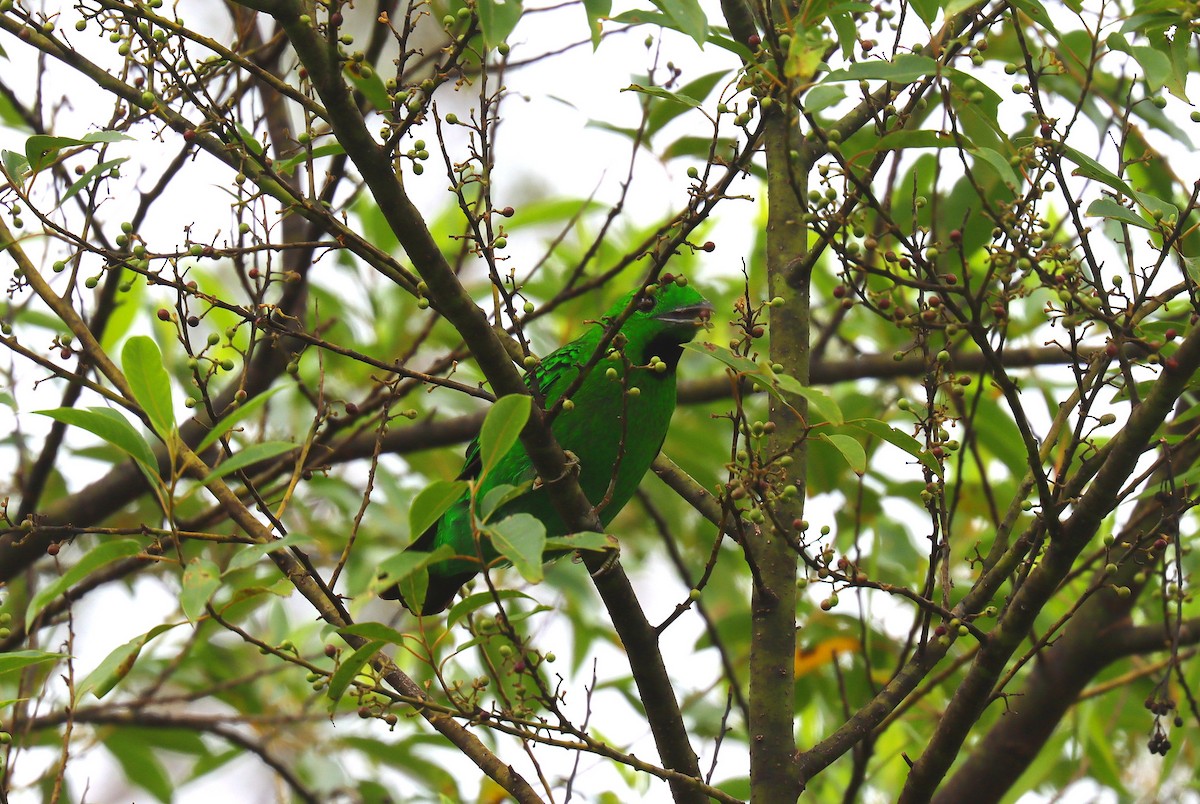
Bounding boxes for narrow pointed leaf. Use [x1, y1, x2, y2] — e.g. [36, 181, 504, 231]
[26, 540, 143, 624]
[847, 418, 943, 477]
[36, 407, 159, 476]
[198, 441, 295, 485]
[78, 622, 180, 699]
[819, 433, 866, 475]
[180, 558, 221, 623]
[479, 394, 532, 478]
[543, 532, 614, 552]
[227, 532, 311, 572]
[327, 640, 385, 702]
[197, 386, 284, 452]
[409, 480, 469, 543]
[0, 650, 65, 677]
[121, 336, 176, 441]
[484, 512, 546, 583]
[339, 623, 409, 645]
[775, 375, 843, 425]
[446, 589, 536, 626]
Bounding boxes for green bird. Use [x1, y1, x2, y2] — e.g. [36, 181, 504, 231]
[385, 278, 713, 615]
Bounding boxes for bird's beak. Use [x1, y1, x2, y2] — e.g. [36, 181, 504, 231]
[657, 300, 714, 326]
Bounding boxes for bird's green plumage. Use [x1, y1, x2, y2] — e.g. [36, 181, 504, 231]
[390, 280, 712, 614]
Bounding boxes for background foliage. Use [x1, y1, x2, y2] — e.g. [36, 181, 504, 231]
[1, 0, 1199, 801]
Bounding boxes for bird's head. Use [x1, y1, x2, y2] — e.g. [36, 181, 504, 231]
[601, 276, 713, 365]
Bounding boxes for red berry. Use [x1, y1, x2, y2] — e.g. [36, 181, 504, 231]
[157, 308, 171, 321]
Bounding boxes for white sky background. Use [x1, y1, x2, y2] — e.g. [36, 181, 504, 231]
[2, 0, 1199, 801]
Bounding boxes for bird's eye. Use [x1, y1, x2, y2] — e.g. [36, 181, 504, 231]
[637, 295, 655, 312]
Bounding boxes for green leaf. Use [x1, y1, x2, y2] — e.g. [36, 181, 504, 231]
[822, 54, 938, 83]
[1106, 32, 1171, 93]
[26, 540, 143, 624]
[446, 589, 535, 626]
[873, 130, 960, 152]
[338, 622, 409, 645]
[79, 622, 180, 699]
[56, 157, 128, 208]
[847, 418, 942, 477]
[645, 70, 724, 138]
[650, 0, 708, 47]
[345, 63, 390, 110]
[35, 407, 159, 477]
[801, 84, 846, 114]
[477, 0, 523, 48]
[607, 11, 751, 59]
[479, 394, 532, 478]
[1131, 190, 1177, 224]
[1086, 197, 1150, 230]
[1, 149, 27, 189]
[197, 386, 285, 452]
[683, 341, 760, 373]
[81, 130, 135, 145]
[25, 134, 86, 172]
[484, 513, 546, 583]
[198, 440, 295, 485]
[121, 336, 176, 441]
[234, 123, 264, 155]
[774, 374, 844, 425]
[543, 532, 614, 552]
[327, 640, 384, 703]
[0, 650, 65, 676]
[227, 532, 311, 572]
[180, 558, 221, 623]
[908, 0, 939, 25]
[1008, 0, 1060, 36]
[409, 480, 469, 543]
[375, 545, 456, 612]
[621, 84, 703, 109]
[273, 141, 347, 177]
[478, 481, 535, 521]
[103, 728, 174, 802]
[582, 0, 611, 48]
[968, 145, 1022, 191]
[1047, 141, 1135, 197]
[818, 433, 866, 475]
[785, 23, 830, 80]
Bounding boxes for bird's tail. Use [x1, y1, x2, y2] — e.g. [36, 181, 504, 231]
[381, 570, 476, 615]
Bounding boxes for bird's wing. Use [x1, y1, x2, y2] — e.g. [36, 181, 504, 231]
[454, 337, 590, 479]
